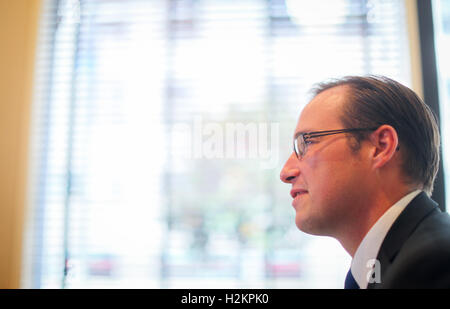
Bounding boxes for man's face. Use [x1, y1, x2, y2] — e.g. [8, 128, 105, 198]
[280, 86, 372, 237]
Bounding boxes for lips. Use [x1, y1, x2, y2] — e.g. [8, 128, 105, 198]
[290, 188, 308, 199]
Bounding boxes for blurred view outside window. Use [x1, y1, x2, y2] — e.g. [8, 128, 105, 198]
[24, 0, 412, 288]
[433, 0, 450, 212]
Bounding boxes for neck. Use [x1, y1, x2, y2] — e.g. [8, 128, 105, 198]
[336, 186, 418, 257]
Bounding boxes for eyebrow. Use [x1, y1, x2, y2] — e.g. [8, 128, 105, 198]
[294, 132, 304, 139]
[296, 128, 378, 140]
[294, 129, 344, 139]
[294, 129, 316, 139]
[294, 129, 312, 138]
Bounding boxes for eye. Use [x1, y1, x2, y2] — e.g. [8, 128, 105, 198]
[304, 137, 316, 145]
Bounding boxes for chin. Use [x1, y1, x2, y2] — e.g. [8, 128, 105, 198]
[295, 214, 331, 236]
[295, 216, 318, 235]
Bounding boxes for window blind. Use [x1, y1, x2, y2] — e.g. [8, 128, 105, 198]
[25, 0, 412, 288]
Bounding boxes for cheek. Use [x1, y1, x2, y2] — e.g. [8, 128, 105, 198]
[303, 142, 367, 199]
[306, 159, 358, 203]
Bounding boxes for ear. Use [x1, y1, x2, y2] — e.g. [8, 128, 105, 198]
[369, 125, 399, 169]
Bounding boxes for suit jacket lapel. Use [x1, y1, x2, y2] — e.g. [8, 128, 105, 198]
[367, 192, 439, 289]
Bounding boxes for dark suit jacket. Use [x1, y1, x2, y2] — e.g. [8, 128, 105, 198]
[367, 192, 450, 288]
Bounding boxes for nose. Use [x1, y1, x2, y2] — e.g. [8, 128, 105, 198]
[280, 153, 300, 183]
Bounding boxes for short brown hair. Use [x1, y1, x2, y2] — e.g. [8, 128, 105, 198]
[312, 75, 440, 195]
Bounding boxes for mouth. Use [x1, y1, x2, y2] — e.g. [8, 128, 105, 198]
[290, 188, 308, 199]
[291, 189, 307, 210]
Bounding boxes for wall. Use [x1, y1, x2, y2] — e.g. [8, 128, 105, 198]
[0, 0, 41, 289]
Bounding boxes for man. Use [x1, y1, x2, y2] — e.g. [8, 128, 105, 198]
[280, 75, 450, 289]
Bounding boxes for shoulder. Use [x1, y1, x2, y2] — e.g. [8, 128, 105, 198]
[381, 209, 450, 288]
[408, 208, 450, 253]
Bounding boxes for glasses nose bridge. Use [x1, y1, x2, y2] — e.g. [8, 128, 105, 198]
[293, 134, 304, 159]
[296, 133, 309, 160]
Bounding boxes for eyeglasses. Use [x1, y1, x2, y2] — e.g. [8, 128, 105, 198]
[293, 128, 378, 159]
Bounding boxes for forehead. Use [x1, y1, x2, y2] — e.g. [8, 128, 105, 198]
[296, 86, 348, 133]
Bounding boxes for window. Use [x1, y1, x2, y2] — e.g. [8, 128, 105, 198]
[24, 0, 412, 288]
[433, 0, 450, 212]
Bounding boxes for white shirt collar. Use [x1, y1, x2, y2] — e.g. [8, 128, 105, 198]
[350, 189, 422, 289]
